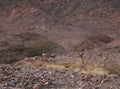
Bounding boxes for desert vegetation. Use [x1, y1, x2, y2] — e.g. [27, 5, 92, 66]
[16, 57, 120, 76]
[0, 38, 58, 64]
[24, 39, 58, 57]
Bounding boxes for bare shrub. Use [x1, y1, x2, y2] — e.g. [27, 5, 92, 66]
[25, 39, 57, 57]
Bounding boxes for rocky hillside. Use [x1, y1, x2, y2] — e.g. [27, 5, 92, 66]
[1, 0, 120, 14]
[0, 0, 120, 62]
[0, 0, 120, 21]
[0, 1, 120, 88]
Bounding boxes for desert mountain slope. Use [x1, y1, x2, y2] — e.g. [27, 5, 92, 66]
[0, 1, 120, 89]
[0, 0, 120, 60]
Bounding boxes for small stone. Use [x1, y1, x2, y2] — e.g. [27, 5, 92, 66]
[33, 56, 38, 60]
[50, 53, 56, 58]
[33, 83, 42, 89]
[7, 82, 16, 87]
[94, 86, 101, 89]
[109, 74, 118, 78]
[83, 74, 93, 81]
[0, 86, 2, 89]
[44, 81, 49, 85]
[29, 26, 36, 30]
[42, 53, 50, 58]
[70, 74, 75, 78]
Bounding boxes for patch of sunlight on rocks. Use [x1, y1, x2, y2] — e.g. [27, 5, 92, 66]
[15, 61, 46, 68]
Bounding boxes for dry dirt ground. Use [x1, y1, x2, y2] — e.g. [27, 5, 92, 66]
[0, 0, 120, 89]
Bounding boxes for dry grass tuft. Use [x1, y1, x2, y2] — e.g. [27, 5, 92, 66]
[81, 66, 109, 75]
[102, 62, 120, 75]
[15, 59, 120, 75]
[44, 64, 66, 70]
